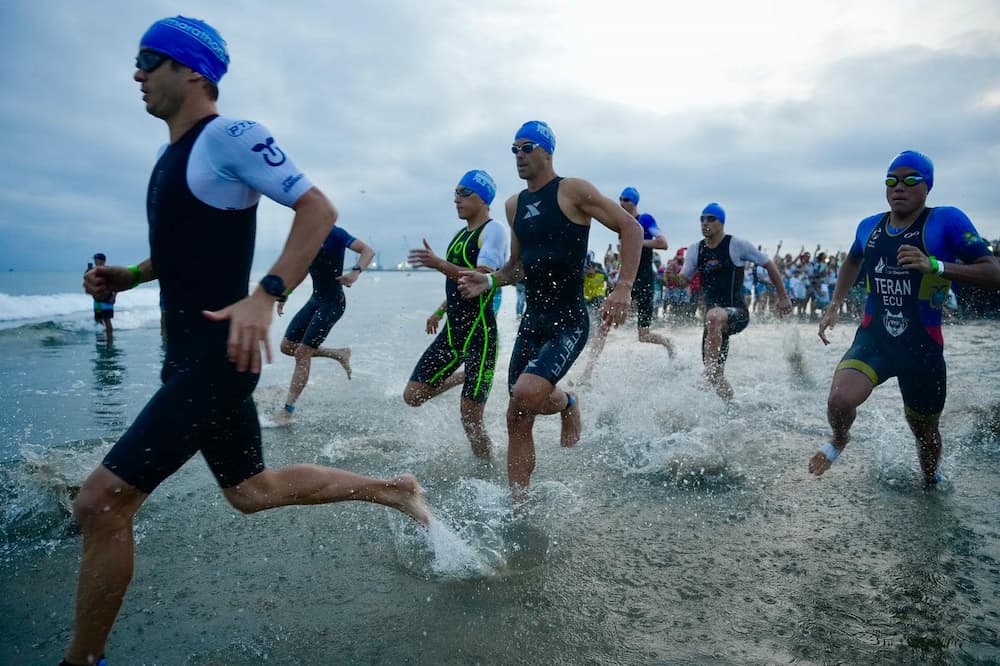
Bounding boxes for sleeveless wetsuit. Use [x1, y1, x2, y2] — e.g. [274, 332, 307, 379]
[103, 115, 313, 493]
[508, 177, 590, 388]
[632, 213, 660, 328]
[409, 220, 507, 402]
[284, 226, 355, 348]
[839, 206, 992, 416]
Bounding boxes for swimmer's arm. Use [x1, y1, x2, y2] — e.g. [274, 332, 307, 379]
[566, 179, 642, 291]
[84, 258, 156, 300]
[645, 233, 668, 251]
[762, 260, 791, 302]
[339, 238, 374, 287]
[204, 187, 336, 372]
[898, 246, 1000, 289]
[488, 195, 526, 287]
[457, 197, 523, 297]
[266, 188, 338, 292]
[942, 255, 1000, 289]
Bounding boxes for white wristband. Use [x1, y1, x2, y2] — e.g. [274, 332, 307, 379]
[488, 273, 497, 289]
[935, 260, 945, 276]
[819, 442, 840, 462]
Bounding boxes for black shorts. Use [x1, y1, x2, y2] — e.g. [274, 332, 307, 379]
[838, 325, 947, 416]
[409, 318, 498, 403]
[283, 293, 346, 348]
[94, 309, 114, 321]
[102, 354, 262, 493]
[701, 306, 750, 368]
[508, 306, 589, 391]
[632, 279, 654, 328]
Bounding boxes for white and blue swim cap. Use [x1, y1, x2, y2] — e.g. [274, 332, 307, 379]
[887, 150, 933, 192]
[140, 16, 230, 84]
[458, 169, 496, 205]
[514, 120, 556, 154]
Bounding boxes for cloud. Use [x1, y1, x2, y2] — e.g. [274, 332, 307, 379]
[0, 1, 997, 272]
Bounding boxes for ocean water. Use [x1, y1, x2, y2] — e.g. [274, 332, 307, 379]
[1, 271, 999, 664]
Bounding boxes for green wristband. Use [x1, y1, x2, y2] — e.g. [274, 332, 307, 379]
[127, 264, 142, 287]
[434, 308, 445, 317]
[928, 256, 939, 274]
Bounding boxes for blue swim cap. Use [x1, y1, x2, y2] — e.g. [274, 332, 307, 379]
[702, 202, 726, 223]
[514, 120, 556, 154]
[620, 187, 640, 205]
[140, 16, 230, 84]
[458, 169, 496, 205]
[887, 150, 933, 192]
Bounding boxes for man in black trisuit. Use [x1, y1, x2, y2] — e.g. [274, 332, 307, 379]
[459, 121, 643, 500]
[674, 202, 791, 401]
[72, 16, 427, 666]
[580, 186, 675, 383]
[272, 225, 374, 423]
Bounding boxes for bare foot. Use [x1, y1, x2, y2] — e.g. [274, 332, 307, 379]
[665, 338, 676, 360]
[560, 392, 582, 448]
[338, 348, 352, 380]
[386, 473, 430, 526]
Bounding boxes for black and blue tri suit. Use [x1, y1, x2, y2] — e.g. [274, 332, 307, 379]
[838, 206, 992, 417]
[508, 177, 590, 390]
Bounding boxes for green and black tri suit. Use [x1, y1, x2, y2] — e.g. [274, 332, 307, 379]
[409, 221, 500, 403]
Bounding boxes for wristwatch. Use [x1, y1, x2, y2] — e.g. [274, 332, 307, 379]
[259, 274, 288, 303]
[351, 265, 363, 272]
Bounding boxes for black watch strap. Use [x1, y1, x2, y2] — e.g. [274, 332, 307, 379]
[259, 274, 288, 302]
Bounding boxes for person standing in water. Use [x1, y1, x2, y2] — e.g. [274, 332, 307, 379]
[271, 225, 373, 423]
[70, 16, 427, 666]
[458, 120, 642, 500]
[673, 202, 791, 401]
[580, 186, 675, 383]
[810, 150, 1000, 483]
[405, 169, 510, 459]
[87, 253, 115, 338]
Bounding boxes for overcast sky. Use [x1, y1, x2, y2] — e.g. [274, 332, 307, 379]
[1, 0, 998, 272]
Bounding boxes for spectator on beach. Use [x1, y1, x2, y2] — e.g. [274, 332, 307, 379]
[86, 253, 115, 338]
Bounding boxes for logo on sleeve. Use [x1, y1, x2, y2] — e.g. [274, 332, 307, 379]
[226, 120, 257, 137]
[251, 137, 286, 166]
[281, 173, 304, 193]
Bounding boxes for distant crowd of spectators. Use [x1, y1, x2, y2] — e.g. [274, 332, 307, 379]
[586, 237, 1000, 323]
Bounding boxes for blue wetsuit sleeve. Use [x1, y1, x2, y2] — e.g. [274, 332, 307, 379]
[925, 207, 992, 263]
[322, 226, 354, 253]
[637, 213, 661, 240]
